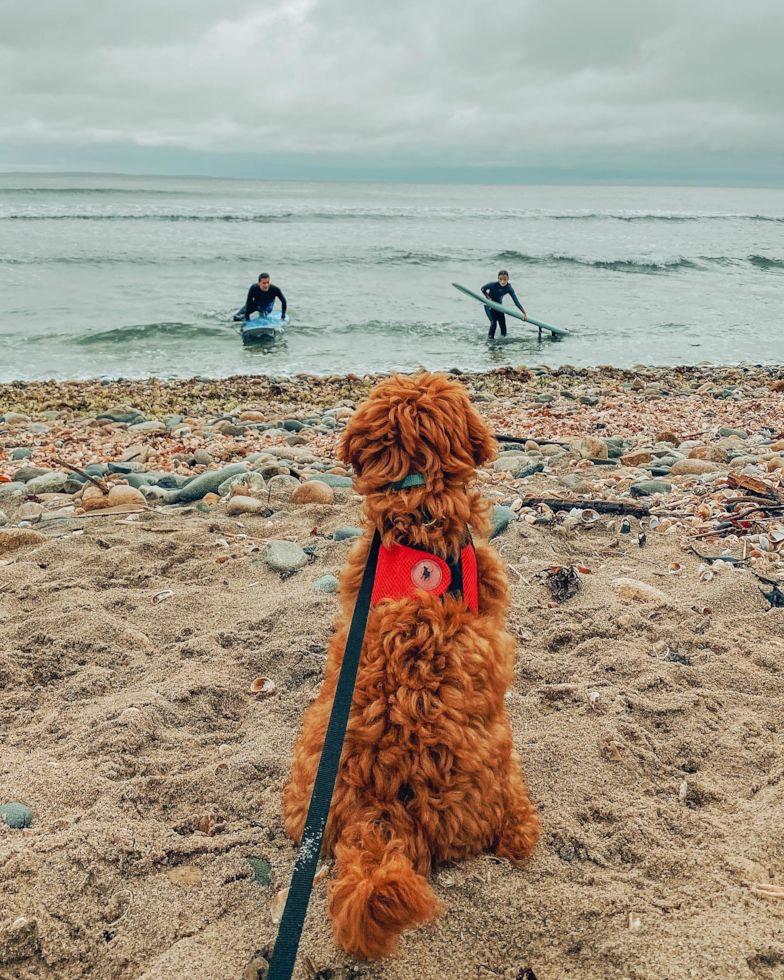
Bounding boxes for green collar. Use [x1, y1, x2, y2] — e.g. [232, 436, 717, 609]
[386, 473, 426, 491]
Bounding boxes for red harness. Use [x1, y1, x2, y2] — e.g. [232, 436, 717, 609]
[370, 541, 479, 612]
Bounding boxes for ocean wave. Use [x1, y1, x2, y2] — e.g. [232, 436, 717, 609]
[492, 251, 702, 274]
[749, 254, 784, 271]
[67, 322, 235, 346]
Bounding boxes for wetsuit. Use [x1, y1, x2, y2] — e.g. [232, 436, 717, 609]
[245, 283, 287, 320]
[481, 281, 524, 338]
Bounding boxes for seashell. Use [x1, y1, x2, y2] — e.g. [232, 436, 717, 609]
[271, 887, 289, 924]
[580, 508, 600, 525]
[251, 677, 277, 697]
[152, 589, 174, 604]
[218, 744, 231, 758]
[678, 779, 688, 802]
[215, 762, 229, 774]
[668, 562, 682, 574]
[510, 498, 524, 512]
[118, 707, 141, 723]
[627, 912, 642, 931]
[699, 567, 715, 582]
[652, 640, 668, 656]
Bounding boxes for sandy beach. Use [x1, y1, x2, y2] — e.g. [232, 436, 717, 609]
[2, 364, 784, 980]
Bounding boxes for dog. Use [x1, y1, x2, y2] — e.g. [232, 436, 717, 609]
[282, 371, 539, 960]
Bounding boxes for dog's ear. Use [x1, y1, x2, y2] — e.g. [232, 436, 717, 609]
[463, 399, 497, 468]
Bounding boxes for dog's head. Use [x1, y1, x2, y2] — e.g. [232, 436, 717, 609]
[340, 372, 496, 502]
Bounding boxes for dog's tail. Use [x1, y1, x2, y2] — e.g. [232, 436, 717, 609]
[328, 822, 441, 960]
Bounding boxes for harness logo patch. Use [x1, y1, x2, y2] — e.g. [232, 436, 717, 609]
[411, 559, 443, 591]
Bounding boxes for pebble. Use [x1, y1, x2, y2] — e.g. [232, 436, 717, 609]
[263, 540, 308, 572]
[17, 502, 45, 520]
[292, 481, 335, 505]
[227, 495, 268, 516]
[218, 472, 266, 497]
[283, 419, 305, 432]
[612, 578, 668, 603]
[670, 458, 720, 475]
[13, 467, 49, 483]
[10, 448, 33, 461]
[579, 394, 600, 406]
[0, 483, 26, 497]
[176, 464, 249, 502]
[2, 412, 30, 424]
[129, 420, 166, 432]
[570, 436, 608, 460]
[514, 462, 545, 479]
[334, 526, 363, 541]
[718, 427, 748, 439]
[0, 803, 32, 829]
[631, 480, 673, 497]
[490, 505, 519, 540]
[193, 449, 213, 466]
[26, 472, 69, 494]
[267, 474, 301, 503]
[304, 474, 353, 488]
[0, 510, 8, 526]
[312, 575, 339, 593]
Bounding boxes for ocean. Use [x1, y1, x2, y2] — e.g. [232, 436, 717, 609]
[1, 173, 783, 382]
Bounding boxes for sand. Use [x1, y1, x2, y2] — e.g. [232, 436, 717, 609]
[1, 367, 784, 980]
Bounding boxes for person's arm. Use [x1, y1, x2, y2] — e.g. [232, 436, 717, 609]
[508, 285, 527, 319]
[481, 282, 494, 298]
[276, 287, 287, 318]
[245, 285, 256, 318]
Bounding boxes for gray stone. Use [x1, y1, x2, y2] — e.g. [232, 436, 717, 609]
[718, 427, 748, 439]
[129, 420, 166, 433]
[176, 464, 249, 502]
[313, 575, 339, 593]
[579, 394, 600, 406]
[11, 448, 33, 461]
[97, 411, 146, 424]
[305, 474, 353, 488]
[334, 526, 363, 541]
[321, 417, 338, 429]
[263, 540, 308, 572]
[514, 462, 545, 479]
[267, 474, 300, 503]
[26, 472, 69, 494]
[490, 505, 519, 539]
[256, 463, 291, 481]
[193, 449, 213, 466]
[0, 483, 25, 497]
[26, 423, 50, 435]
[601, 438, 626, 459]
[0, 510, 8, 526]
[2, 412, 30, 424]
[631, 480, 673, 497]
[0, 803, 32, 829]
[286, 434, 307, 446]
[17, 502, 45, 520]
[165, 415, 183, 430]
[283, 419, 305, 432]
[536, 393, 555, 404]
[218, 472, 267, 497]
[84, 463, 109, 477]
[246, 857, 271, 887]
[13, 467, 49, 483]
[108, 461, 146, 474]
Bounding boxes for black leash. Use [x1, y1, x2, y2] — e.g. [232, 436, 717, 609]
[267, 529, 381, 980]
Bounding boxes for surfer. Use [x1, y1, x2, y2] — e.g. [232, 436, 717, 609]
[481, 270, 526, 339]
[245, 273, 287, 321]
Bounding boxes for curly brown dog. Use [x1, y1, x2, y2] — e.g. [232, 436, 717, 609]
[282, 371, 539, 960]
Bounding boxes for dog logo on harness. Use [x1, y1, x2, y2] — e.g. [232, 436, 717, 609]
[411, 559, 443, 591]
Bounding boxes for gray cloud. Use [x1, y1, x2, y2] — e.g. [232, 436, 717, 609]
[0, 0, 782, 179]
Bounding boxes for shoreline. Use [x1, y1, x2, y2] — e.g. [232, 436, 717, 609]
[2, 365, 784, 978]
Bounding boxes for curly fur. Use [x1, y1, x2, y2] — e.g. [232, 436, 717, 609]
[282, 372, 539, 960]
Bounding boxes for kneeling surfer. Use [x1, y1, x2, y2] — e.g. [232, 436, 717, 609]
[245, 273, 287, 321]
[481, 270, 526, 339]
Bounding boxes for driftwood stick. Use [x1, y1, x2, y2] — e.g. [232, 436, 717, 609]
[52, 457, 108, 493]
[496, 432, 571, 448]
[520, 496, 650, 517]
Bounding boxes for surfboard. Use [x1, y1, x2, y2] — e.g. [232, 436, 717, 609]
[241, 311, 287, 345]
[452, 282, 570, 337]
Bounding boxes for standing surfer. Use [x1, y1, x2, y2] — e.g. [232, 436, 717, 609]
[481, 270, 526, 339]
[245, 273, 287, 321]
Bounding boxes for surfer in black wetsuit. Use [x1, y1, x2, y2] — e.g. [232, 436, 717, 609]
[244, 273, 287, 321]
[481, 270, 526, 339]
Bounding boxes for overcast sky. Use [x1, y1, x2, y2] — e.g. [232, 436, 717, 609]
[1, 0, 782, 183]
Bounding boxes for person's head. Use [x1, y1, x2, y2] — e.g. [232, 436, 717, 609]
[258, 273, 270, 291]
[497, 270, 509, 284]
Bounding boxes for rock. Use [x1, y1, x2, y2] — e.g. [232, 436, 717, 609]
[304, 474, 353, 488]
[670, 459, 720, 475]
[129, 420, 166, 433]
[570, 436, 608, 460]
[119, 444, 150, 464]
[313, 575, 339, 593]
[292, 481, 335, 505]
[579, 394, 599, 406]
[494, 453, 530, 473]
[177, 464, 249, 502]
[766, 457, 784, 473]
[10, 448, 33, 461]
[227, 495, 269, 516]
[0, 483, 25, 497]
[266, 446, 317, 463]
[601, 438, 626, 459]
[17, 502, 45, 520]
[631, 480, 673, 497]
[2, 412, 30, 424]
[239, 411, 266, 423]
[27, 422, 50, 435]
[621, 450, 654, 467]
[14, 467, 49, 483]
[334, 526, 363, 541]
[490, 505, 519, 540]
[246, 857, 272, 887]
[165, 415, 183, 429]
[514, 462, 545, 479]
[218, 472, 267, 497]
[771, 380, 784, 392]
[283, 419, 305, 432]
[655, 430, 680, 446]
[612, 578, 668, 603]
[108, 461, 146, 474]
[26, 472, 69, 494]
[769, 439, 784, 453]
[718, 427, 747, 439]
[0, 803, 32, 829]
[267, 475, 301, 504]
[540, 444, 565, 457]
[97, 411, 146, 424]
[107, 485, 147, 508]
[263, 540, 308, 572]
[193, 449, 213, 466]
[535, 393, 555, 404]
[0, 510, 7, 527]
[0, 529, 47, 554]
[689, 445, 727, 463]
